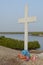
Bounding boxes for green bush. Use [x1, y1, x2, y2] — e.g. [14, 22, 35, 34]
[0, 36, 5, 39]
[28, 41, 40, 50]
[0, 36, 40, 50]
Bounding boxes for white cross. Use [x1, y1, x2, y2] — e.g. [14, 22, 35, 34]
[18, 4, 36, 50]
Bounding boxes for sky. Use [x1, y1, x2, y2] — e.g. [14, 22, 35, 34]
[0, 0, 43, 32]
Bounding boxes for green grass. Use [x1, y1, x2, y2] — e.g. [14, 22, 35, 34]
[0, 36, 40, 50]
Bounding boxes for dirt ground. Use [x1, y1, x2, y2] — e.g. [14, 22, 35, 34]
[0, 46, 43, 65]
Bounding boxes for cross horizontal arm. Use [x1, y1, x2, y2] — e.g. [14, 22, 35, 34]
[28, 16, 36, 22]
[18, 16, 36, 23]
[18, 18, 25, 23]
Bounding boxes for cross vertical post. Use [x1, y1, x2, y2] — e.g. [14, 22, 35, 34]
[24, 4, 28, 50]
[24, 22, 28, 50]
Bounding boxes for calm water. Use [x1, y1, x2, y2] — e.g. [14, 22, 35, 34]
[0, 34, 43, 50]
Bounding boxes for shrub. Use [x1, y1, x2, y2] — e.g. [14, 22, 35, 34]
[28, 41, 40, 50]
[0, 36, 40, 50]
[0, 36, 5, 39]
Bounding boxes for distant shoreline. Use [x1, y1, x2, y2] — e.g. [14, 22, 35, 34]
[0, 32, 43, 37]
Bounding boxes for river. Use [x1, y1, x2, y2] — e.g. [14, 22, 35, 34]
[0, 34, 43, 50]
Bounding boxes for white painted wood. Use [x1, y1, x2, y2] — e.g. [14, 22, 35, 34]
[24, 22, 28, 50]
[18, 4, 36, 50]
[25, 4, 28, 18]
[19, 17, 36, 23]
